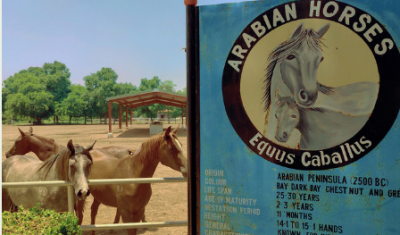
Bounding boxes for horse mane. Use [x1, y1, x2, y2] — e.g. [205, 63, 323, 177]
[263, 27, 332, 111]
[123, 132, 164, 166]
[37, 147, 71, 180]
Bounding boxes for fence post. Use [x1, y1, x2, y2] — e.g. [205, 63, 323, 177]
[67, 185, 74, 213]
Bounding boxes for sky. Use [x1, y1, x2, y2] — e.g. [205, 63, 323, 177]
[2, 0, 247, 91]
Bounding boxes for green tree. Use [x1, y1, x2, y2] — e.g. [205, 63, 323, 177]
[2, 87, 11, 114]
[3, 61, 72, 124]
[60, 84, 87, 124]
[114, 82, 138, 95]
[138, 76, 161, 91]
[42, 61, 71, 102]
[135, 76, 161, 119]
[84, 68, 118, 123]
[4, 72, 54, 124]
[159, 80, 177, 92]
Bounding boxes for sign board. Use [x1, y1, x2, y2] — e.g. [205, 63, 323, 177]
[194, 0, 400, 234]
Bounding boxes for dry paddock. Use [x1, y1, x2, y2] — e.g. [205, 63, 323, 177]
[2, 124, 188, 235]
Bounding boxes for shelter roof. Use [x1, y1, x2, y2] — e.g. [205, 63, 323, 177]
[106, 89, 187, 108]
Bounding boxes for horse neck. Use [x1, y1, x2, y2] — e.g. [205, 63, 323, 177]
[297, 108, 338, 143]
[124, 139, 162, 178]
[270, 62, 292, 104]
[32, 136, 61, 160]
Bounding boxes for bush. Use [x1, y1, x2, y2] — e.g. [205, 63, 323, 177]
[2, 205, 82, 235]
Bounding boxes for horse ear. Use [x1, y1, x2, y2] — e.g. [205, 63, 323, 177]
[165, 126, 172, 139]
[67, 139, 75, 153]
[317, 23, 330, 38]
[290, 23, 303, 40]
[172, 125, 179, 134]
[85, 141, 96, 152]
[18, 128, 25, 137]
[29, 127, 33, 134]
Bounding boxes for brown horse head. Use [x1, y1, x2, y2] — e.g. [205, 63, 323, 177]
[159, 126, 188, 178]
[5, 127, 59, 161]
[5, 127, 34, 158]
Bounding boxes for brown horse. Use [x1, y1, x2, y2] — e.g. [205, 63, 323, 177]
[5, 127, 133, 160]
[4, 127, 135, 224]
[77, 126, 187, 235]
[5, 127, 61, 160]
[2, 140, 95, 214]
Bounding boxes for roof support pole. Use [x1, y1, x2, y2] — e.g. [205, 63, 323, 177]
[125, 106, 128, 128]
[130, 108, 133, 125]
[108, 101, 112, 133]
[119, 104, 122, 130]
[181, 106, 184, 126]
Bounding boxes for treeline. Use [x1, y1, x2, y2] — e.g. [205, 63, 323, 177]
[2, 61, 186, 125]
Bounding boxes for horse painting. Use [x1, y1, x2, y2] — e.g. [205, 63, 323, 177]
[76, 126, 187, 235]
[274, 96, 369, 150]
[5, 127, 133, 160]
[262, 22, 379, 146]
[263, 23, 332, 111]
[2, 140, 95, 214]
[263, 23, 332, 144]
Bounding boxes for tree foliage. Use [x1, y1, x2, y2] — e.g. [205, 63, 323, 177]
[3, 61, 185, 124]
[4, 70, 55, 124]
[59, 85, 87, 123]
[83, 68, 119, 119]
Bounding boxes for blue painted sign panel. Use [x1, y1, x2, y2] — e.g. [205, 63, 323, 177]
[198, 0, 400, 234]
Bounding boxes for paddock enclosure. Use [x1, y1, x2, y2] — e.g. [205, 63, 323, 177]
[2, 124, 188, 235]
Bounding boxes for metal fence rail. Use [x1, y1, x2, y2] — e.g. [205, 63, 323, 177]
[2, 177, 187, 231]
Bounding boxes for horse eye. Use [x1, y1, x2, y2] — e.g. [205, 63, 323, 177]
[320, 57, 324, 62]
[275, 113, 278, 119]
[286, 55, 295, 60]
[291, 114, 297, 118]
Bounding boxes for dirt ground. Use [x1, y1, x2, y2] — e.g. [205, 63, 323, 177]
[2, 124, 188, 235]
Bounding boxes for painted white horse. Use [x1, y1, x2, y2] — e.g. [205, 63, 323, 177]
[263, 23, 378, 147]
[263, 22, 332, 146]
[274, 96, 369, 150]
[2, 140, 95, 214]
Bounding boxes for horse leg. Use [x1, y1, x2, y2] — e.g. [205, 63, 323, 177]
[120, 208, 144, 235]
[142, 208, 146, 222]
[75, 200, 85, 225]
[90, 199, 101, 235]
[2, 188, 16, 212]
[113, 209, 120, 223]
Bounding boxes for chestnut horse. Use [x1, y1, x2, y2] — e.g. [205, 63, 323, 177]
[5, 127, 133, 160]
[2, 140, 95, 214]
[77, 126, 187, 235]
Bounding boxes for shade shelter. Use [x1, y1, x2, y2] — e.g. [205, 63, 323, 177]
[106, 89, 187, 134]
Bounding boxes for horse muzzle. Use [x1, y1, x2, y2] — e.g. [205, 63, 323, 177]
[297, 89, 317, 106]
[76, 188, 90, 200]
[276, 132, 289, 143]
[180, 166, 188, 178]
